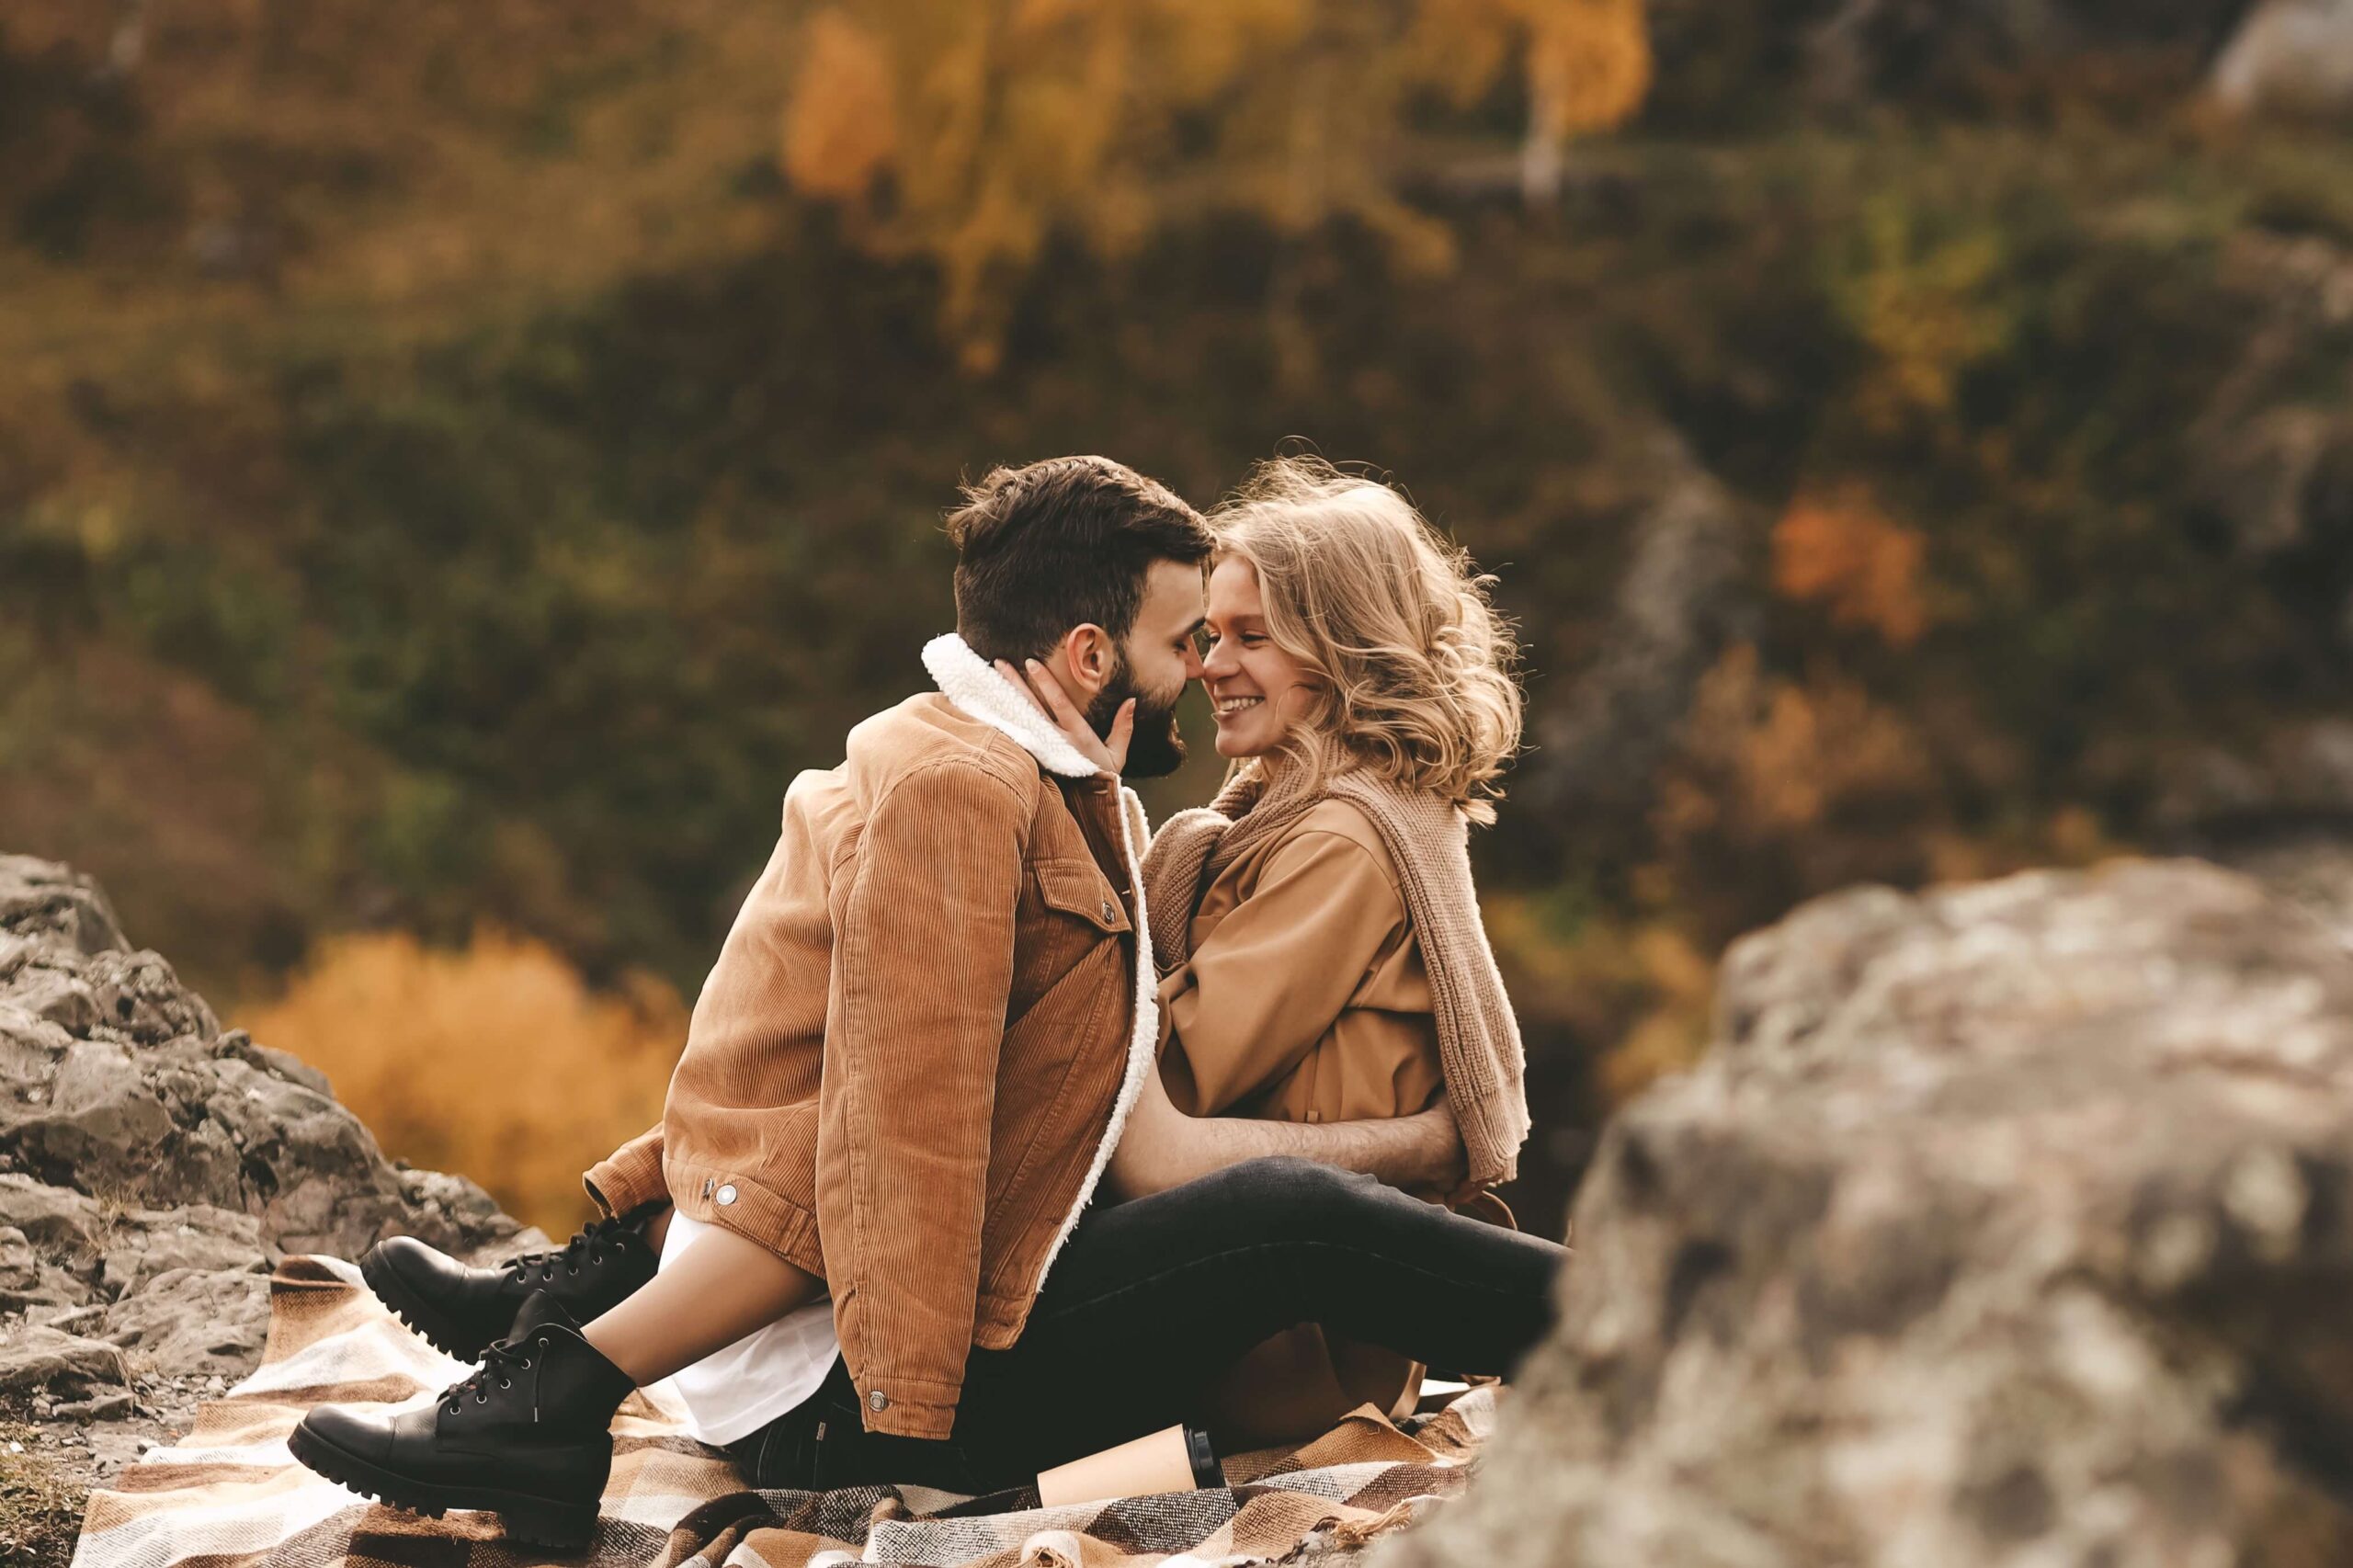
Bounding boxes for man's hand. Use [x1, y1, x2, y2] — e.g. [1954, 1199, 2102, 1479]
[1405, 1096, 1483, 1210]
[995, 657, 1131, 776]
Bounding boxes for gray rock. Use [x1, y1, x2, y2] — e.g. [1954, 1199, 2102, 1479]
[0, 1225, 34, 1290]
[2154, 718, 2353, 833]
[210, 1028, 333, 1097]
[7, 971, 102, 1037]
[2213, 0, 2353, 117]
[1380, 859, 2353, 1568]
[76, 950, 219, 1047]
[0, 1323, 131, 1398]
[100, 1208, 264, 1297]
[1521, 429, 1758, 856]
[0, 853, 534, 1395]
[2185, 232, 2353, 626]
[0, 858, 128, 956]
[100, 1268, 269, 1378]
[0, 1174, 108, 1266]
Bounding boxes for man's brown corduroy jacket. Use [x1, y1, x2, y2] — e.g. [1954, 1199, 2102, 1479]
[583, 658, 1154, 1441]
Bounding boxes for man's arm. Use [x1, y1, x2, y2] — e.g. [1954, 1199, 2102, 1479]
[816, 759, 1022, 1441]
[1107, 1065, 1468, 1202]
[583, 1122, 668, 1218]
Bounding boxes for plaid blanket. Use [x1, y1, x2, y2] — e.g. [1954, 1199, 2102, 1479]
[74, 1256, 1495, 1568]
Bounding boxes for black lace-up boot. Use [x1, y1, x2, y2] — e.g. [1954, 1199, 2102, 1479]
[360, 1206, 662, 1361]
[290, 1291, 635, 1548]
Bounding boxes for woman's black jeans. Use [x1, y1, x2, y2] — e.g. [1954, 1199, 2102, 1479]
[733, 1155, 1565, 1494]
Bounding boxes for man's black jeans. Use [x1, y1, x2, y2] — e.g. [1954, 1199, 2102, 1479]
[734, 1155, 1566, 1494]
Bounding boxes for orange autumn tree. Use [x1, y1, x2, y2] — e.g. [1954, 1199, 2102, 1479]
[241, 930, 682, 1234]
[1773, 488, 1932, 648]
[781, 0, 1652, 365]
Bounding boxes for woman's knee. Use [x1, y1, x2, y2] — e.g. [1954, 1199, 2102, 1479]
[1215, 1155, 1387, 1239]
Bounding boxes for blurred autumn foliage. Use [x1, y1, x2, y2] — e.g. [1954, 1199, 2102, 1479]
[1772, 492, 1929, 648]
[4, 0, 2350, 1233]
[779, 0, 1651, 362]
[242, 931, 678, 1232]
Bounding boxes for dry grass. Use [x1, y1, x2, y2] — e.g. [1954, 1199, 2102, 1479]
[0, 1418, 86, 1568]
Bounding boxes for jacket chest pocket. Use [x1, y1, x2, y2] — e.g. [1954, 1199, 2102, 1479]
[1033, 858, 1131, 936]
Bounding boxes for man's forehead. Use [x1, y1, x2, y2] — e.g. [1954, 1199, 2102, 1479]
[1141, 562, 1208, 622]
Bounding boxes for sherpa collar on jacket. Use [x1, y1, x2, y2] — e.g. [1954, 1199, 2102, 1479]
[921, 633, 1102, 778]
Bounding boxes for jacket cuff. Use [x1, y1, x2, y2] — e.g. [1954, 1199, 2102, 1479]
[850, 1369, 965, 1439]
[582, 1130, 668, 1219]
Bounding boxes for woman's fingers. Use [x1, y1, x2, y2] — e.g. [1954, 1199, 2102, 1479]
[1108, 699, 1135, 769]
[994, 659, 1052, 720]
[1023, 659, 1086, 729]
[1023, 659, 1125, 774]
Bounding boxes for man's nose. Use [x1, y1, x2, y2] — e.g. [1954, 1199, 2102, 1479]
[1183, 644, 1210, 681]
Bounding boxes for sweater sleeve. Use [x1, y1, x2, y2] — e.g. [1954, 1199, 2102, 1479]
[1159, 830, 1409, 1116]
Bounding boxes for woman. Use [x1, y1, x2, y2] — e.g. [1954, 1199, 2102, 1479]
[1023, 455, 1532, 1445]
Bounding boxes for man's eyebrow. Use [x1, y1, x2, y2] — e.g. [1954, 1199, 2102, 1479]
[1179, 616, 1207, 638]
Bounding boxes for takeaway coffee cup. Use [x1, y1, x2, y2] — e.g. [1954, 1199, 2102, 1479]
[1035, 1424, 1222, 1507]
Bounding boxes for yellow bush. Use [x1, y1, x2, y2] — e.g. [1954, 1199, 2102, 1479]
[239, 929, 682, 1236]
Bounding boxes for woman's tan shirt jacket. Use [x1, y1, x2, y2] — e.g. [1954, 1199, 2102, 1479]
[583, 683, 1152, 1442]
[1156, 797, 1444, 1442]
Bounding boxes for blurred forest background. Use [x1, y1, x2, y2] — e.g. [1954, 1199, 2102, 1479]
[6, 0, 2353, 1239]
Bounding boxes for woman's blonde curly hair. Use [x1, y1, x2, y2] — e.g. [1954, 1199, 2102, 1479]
[1212, 457, 1524, 823]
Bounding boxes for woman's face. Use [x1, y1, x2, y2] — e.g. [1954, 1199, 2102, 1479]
[1200, 557, 1319, 758]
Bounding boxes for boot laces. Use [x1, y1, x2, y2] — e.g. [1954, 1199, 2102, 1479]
[499, 1213, 635, 1284]
[440, 1332, 549, 1415]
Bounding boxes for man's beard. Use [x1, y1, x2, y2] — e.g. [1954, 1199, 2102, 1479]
[1090, 649, 1188, 779]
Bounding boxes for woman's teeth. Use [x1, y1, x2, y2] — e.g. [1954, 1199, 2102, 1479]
[1214, 696, 1264, 716]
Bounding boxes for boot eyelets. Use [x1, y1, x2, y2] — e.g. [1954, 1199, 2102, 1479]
[499, 1378, 511, 1389]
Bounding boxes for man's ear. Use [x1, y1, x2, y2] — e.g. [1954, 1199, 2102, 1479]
[1055, 624, 1118, 697]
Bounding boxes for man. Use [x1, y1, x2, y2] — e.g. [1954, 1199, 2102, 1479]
[290, 456, 1560, 1544]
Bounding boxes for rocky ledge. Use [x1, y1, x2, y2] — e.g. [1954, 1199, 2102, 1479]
[0, 855, 540, 1564]
[1381, 858, 2353, 1568]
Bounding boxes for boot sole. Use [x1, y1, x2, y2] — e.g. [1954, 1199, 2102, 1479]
[288, 1418, 600, 1549]
[359, 1246, 492, 1363]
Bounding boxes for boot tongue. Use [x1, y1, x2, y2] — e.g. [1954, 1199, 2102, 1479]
[506, 1288, 583, 1343]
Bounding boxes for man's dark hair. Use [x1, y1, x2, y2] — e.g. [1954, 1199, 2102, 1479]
[948, 456, 1213, 664]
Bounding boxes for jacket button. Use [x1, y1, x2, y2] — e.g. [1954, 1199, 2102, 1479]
[715, 1184, 738, 1206]
[869, 1389, 890, 1413]
[1100, 900, 1117, 924]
